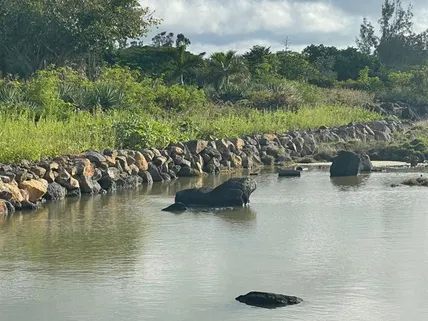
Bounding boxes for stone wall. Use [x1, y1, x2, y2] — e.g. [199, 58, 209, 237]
[0, 119, 401, 216]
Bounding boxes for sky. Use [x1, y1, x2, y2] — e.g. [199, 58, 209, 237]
[141, 0, 428, 55]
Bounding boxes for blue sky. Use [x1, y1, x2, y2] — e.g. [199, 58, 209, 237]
[142, 0, 428, 54]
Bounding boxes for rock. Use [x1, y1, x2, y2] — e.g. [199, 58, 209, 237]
[230, 153, 242, 168]
[116, 156, 131, 174]
[235, 291, 303, 309]
[19, 179, 48, 202]
[175, 177, 257, 207]
[359, 153, 373, 172]
[0, 200, 9, 216]
[402, 107, 418, 120]
[185, 140, 208, 155]
[278, 169, 301, 177]
[215, 139, 234, 155]
[55, 169, 80, 191]
[134, 152, 149, 171]
[330, 151, 361, 177]
[230, 138, 245, 150]
[201, 146, 222, 159]
[138, 171, 153, 185]
[141, 149, 154, 161]
[74, 175, 95, 194]
[73, 158, 94, 177]
[0, 181, 24, 202]
[161, 202, 187, 213]
[148, 164, 163, 182]
[178, 167, 201, 177]
[153, 156, 168, 166]
[45, 182, 67, 201]
[85, 150, 106, 165]
[43, 169, 57, 183]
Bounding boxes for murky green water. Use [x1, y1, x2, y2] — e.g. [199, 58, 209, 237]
[1, 169, 428, 321]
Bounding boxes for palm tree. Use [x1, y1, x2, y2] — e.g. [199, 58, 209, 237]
[173, 45, 205, 85]
[208, 50, 247, 90]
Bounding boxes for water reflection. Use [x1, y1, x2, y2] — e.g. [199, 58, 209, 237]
[0, 193, 148, 274]
[330, 174, 371, 191]
[189, 205, 257, 226]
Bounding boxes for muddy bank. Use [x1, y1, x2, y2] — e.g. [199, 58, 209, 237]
[0, 119, 414, 216]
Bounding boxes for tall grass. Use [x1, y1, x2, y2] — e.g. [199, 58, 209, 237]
[0, 105, 381, 163]
[0, 112, 116, 163]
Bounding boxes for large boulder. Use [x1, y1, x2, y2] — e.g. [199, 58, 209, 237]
[174, 177, 257, 207]
[19, 179, 48, 202]
[330, 151, 361, 177]
[235, 291, 303, 309]
[359, 153, 374, 172]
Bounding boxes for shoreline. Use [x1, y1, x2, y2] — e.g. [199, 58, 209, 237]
[0, 118, 422, 216]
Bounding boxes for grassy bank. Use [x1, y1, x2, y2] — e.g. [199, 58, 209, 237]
[0, 105, 381, 163]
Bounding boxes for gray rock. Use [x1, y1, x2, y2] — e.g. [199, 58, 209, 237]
[85, 150, 106, 165]
[175, 177, 257, 207]
[330, 151, 361, 177]
[45, 182, 67, 201]
[359, 153, 374, 172]
[147, 164, 163, 182]
[235, 291, 303, 309]
[162, 202, 187, 213]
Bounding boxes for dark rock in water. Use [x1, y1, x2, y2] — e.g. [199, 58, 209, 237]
[235, 291, 303, 309]
[278, 169, 301, 177]
[175, 177, 257, 207]
[162, 202, 187, 213]
[139, 170, 153, 185]
[359, 153, 373, 172]
[249, 172, 259, 176]
[45, 182, 67, 201]
[330, 151, 361, 177]
[148, 163, 163, 182]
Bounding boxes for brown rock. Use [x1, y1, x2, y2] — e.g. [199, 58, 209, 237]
[231, 138, 245, 150]
[134, 152, 149, 171]
[73, 158, 94, 178]
[129, 164, 140, 175]
[0, 200, 8, 216]
[39, 161, 60, 170]
[19, 179, 48, 202]
[0, 181, 24, 202]
[170, 146, 184, 155]
[230, 154, 243, 168]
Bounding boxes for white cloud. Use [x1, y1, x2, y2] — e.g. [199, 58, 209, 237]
[144, 0, 352, 36]
[141, 0, 428, 54]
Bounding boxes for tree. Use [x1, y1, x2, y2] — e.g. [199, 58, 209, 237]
[151, 32, 175, 47]
[208, 51, 247, 90]
[356, 0, 428, 69]
[275, 51, 318, 81]
[0, 0, 159, 77]
[243, 45, 277, 78]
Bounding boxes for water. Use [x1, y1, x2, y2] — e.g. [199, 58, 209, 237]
[1, 169, 428, 321]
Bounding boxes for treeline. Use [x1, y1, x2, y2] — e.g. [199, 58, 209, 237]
[1, 0, 428, 110]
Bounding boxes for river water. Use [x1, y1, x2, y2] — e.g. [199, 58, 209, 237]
[1, 168, 428, 321]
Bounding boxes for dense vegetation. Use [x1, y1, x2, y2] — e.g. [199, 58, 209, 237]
[1, 0, 428, 163]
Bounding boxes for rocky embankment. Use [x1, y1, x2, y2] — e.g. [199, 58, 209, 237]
[0, 119, 401, 216]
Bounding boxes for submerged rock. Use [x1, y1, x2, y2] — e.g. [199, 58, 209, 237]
[161, 202, 187, 213]
[278, 169, 301, 177]
[235, 291, 303, 309]
[330, 151, 361, 177]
